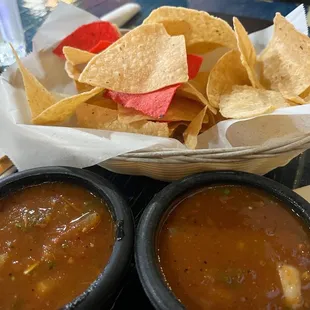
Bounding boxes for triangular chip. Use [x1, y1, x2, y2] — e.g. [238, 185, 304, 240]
[104, 54, 202, 118]
[65, 61, 81, 80]
[219, 85, 290, 119]
[11, 45, 56, 118]
[233, 17, 262, 88]
[74, 80, 94, 93]
[177, 82, 216, 114]
[32, 87, 104, 125]
[87, 96, 117, 110]
[207, 50, 250, 108]
[190, 71, 209, 95]
[53, 21, 120, 58]
[79, 24, 188, 93]
[143, 6, 236, 54]
[76, 103, 169, 137]
[183, 106, 207, 149]
[259, 13, 310, 99]
[106, 85, 178, 118]
[89, 40, 112, 53]
[63, 47, 95, 65]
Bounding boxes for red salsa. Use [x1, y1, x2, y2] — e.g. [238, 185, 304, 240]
[0, 182, 115, 309]
[157, 185, 310, 309]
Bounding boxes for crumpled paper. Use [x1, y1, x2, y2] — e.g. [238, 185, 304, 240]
[0, 3, 308, 171]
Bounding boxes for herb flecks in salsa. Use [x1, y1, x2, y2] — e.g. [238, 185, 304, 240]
[0, 182, 115, 310]
[157, 185, 310, 309]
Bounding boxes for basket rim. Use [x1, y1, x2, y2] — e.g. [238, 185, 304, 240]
[115, 132, 310, 162]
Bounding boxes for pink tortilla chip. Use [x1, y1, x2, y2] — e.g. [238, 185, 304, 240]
[105, 54, 202, 118]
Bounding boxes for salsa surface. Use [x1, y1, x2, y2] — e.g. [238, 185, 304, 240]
[157, 185, 310, 309]
[0, 182, 114, 310]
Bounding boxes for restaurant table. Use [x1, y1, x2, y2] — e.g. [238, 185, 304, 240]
[8, 0, 310, 309]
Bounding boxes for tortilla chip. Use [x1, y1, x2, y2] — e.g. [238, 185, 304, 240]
[187, 54, 203, 79]
[143, 6, 236, 54]
[177, 82, 217, 114]
[89, 40, 112, 53]
[233, 17, 262, 88]
[76, 103, 169, 137]
[11, 45, 56, 118]
[259, 13, 310, 99]
[74, 80, 94, 93]
[87, 96, 117, 110]
[183, 106, 207, 149]
[65, 61, 81, 80]
[32, 87, 104, 125]
[190, 71, 209, 95]
[219, 85, 290, 119]
[117, 105, 147, 124]
[53, 21, 120, 58]
[117, 97, 209, 123]
[106, 85, 179, 118]
[105, 54, 202, 118]
[63, 47, 95, 65]
[79, 24, 188, 93]
[207, 50, 250, 108]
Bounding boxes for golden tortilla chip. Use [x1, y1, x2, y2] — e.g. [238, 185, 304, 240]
[190, 71, 209, 95]
[219, 85, 290, 119]
[11, 44, 55, 118]
[207, 50, 250, 108]
[177, 82, 217, 114]
[63, 47, 95, 65]
[32, 87, 104, 125]
[79, 24, 188, 93]
[259, 13, 310, 98]
[117, 96, 209, 124]
[64, 58, 94, 92]
[143, 6, 236, 54]
[183, 106, 207, 149]
[74, 80, 94, 93]
[76, 103, 169, 137]
[65, 61, 81, 80]
[117, 105, 147, 124]
[87, 96, 117, 109]
[233, 17, 262, 89]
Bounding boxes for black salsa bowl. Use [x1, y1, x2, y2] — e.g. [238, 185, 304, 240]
[0, 166, 134, 309]
[135, 170, 310, 310]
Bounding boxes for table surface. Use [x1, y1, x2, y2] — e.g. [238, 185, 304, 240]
[14, 0, 310, 309]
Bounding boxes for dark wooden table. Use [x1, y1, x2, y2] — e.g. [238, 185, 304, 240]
[16, 0, 310, 308]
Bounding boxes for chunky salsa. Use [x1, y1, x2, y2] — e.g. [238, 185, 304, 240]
[0, 182, 115, 310]
[157, 185, 310, 309]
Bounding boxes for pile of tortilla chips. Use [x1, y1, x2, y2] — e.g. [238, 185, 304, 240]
[13, 6, 310, 149]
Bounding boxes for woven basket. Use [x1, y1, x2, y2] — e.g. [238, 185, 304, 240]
[95, 29, 310, 181]
[101, 133, 310, 181]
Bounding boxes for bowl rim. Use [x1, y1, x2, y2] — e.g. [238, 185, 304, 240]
[135, 170, 310, 310]
[0, 166, 134, 309]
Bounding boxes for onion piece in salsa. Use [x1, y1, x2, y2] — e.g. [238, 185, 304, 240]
[0, 182, 114, 310]
[157, 185, 310, 309]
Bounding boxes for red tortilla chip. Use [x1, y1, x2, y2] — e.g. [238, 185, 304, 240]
[187, 54, 203, 80]
[89, 40, 112, 53]
[53, 22, 119, 58]
[105, 54, 202, 118]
